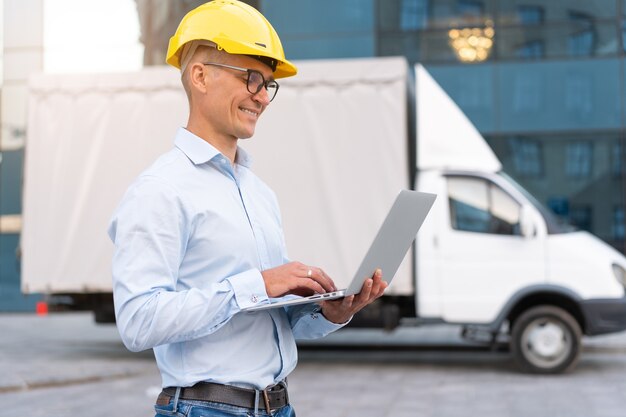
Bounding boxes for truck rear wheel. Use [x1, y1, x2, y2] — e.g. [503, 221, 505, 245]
[510, 305, 581, 374]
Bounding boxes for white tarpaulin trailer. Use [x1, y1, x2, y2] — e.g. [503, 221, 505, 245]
[21, 56, 411, 295]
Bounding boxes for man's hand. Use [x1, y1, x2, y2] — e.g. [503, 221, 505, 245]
[261, 262, 337, 298]
[320, 269, 387, 324]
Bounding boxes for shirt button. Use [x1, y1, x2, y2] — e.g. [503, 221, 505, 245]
[310, 313, 319, 319]
[251, 294, 259, 303]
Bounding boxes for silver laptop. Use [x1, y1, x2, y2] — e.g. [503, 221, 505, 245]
[244, 190, 436, 312]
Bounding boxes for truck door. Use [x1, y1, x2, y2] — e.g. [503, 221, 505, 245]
[439, 174, 546, 323]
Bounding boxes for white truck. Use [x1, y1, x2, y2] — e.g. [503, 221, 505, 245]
[22, 56, 626, 374]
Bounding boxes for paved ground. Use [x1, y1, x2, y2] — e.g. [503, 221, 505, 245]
[2, 312, 626, 417]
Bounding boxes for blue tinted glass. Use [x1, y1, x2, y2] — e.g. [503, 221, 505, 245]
[0, 234, 41, 311]
[612, 143, 624, 178]
[613, 206, 625, 240]
[517, 6, 544, 24]
[262, 0, 375, 59]
[489, 135, 624, 246]
[424, 64, 496, 133]
[400, 0, 429, 30]
[458, 0, 484, 17]
[569, 206, 592, 231]
[565, 142, 593, 178]
[281, 35, 375, 60]
[262, 0, 374, 34]
[0, 150, 23, 214]
[450, 199, 491, 232]
[508, 138, 544, 178]
[517, 41, 545, 59]
[497, 22, 617, 60]
[499, 0, 617, 22]
[498, 59, 621, 132]
[568, 12, 595, 56]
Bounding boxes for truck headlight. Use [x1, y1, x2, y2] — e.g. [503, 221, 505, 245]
[612, 263, 626, 290]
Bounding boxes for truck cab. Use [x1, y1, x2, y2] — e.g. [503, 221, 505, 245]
[412, 63, 626, 373]
[415, 168, 626, 373]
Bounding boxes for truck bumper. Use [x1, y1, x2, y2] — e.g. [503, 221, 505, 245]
[581, 297, 626, 336]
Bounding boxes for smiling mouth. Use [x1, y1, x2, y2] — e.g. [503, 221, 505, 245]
[239, 107, 259, 117]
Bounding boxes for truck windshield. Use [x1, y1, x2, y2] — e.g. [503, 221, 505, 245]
[498, 172, 576, 235]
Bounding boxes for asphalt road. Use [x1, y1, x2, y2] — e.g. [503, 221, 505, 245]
[1, 312, 626, 417]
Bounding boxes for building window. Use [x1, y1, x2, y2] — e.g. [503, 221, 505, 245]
[516, 40, 545, 59]
[513, 6, 545, 59]
[509, 138, 544, 178]
[564, 73, 593, 116]
[512, 72, 543, 112]
[566, 142, 593, 179]
[547, 197, 570, 218]
[400, 0, 429, 30]
[458, 0, 484, 18]
[568, 11, 595, 56]
[570, 205, 592, 232]
[517, 5, 544, 25]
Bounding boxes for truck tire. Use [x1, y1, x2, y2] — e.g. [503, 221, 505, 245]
[510, 305, 581, 374]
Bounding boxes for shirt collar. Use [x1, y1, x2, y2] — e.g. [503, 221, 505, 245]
[174, 128, 253, 168]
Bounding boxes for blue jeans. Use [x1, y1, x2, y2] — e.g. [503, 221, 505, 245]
[154, 398, 296, 417]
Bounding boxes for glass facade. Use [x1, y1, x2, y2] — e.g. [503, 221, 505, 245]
[262, 0, 376, 59]
[0, 149, 39, 311]
[262, 0, 626, 253]
[1, 0, 625, 310]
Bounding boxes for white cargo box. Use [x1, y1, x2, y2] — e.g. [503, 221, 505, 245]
[22, 57, 412, 294]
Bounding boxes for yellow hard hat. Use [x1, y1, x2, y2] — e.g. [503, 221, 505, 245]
[166, 0, 297, 79]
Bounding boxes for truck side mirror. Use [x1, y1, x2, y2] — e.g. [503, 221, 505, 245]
[519, 204, 536, 238]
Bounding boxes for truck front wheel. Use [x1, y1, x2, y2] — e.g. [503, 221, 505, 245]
[510, 305, 582, 374]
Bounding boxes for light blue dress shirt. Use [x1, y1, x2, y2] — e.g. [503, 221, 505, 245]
[108, 128, 343, 389]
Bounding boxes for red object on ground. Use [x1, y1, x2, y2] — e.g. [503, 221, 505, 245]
[36, 301, 48, 316]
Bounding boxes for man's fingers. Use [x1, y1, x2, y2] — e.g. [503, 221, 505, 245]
[370, 281, 384, 300]
[342, 295, 355, 309]
[311, 267, 335, 292]
[377, 281, 388, 298]
[355, 278, 373, 303]
[369, 269, 384, 298]
[302, 266, 335, 292]
[297, 277, 325, 294]
[317, 268, 337, 291]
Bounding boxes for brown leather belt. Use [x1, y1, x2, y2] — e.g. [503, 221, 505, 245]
[158, 381, 289, 414]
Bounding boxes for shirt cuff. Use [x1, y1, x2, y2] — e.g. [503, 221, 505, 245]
[320, 311, 353, 327]
[310, 305, 351, 330]
[226, 269, 269, 310]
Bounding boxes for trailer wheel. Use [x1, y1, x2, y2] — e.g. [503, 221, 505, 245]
[510, 305, 581, 374]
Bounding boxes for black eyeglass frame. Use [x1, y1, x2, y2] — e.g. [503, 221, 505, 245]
[202, 62, 280, 102]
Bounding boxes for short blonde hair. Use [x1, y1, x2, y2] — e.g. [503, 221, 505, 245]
[180, 41, 228, 101]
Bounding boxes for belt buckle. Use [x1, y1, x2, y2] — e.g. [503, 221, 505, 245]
[278, 380, 289, 405]
[262, 388, 271, 414]
[156, 392, 171, 406]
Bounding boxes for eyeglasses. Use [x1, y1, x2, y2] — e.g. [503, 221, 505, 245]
[202, 62, 280, 102]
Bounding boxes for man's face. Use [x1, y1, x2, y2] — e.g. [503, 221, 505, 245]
[200, 53, 274, 141]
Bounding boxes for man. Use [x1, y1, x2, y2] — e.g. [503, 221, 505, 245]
[108, 1, 387, 416]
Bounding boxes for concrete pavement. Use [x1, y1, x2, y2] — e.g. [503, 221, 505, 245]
[0, 313, 156, 393]
[0, 312, 484, 393]
[3, 312, 626, 393]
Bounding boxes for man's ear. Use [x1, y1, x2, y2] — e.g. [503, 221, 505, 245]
[189, 63, 208, 94]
